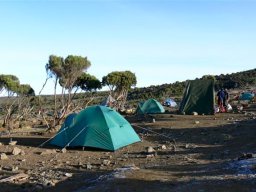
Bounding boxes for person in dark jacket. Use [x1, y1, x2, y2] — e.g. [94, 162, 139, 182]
[223, 88, 229, 110]
[217, 88, 225, 112]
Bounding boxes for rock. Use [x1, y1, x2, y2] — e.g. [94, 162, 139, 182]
[160, 145, 167, 150]
[20, 150, 26, 156]
[192, 112, 198, 115]
[0, 142, 3, 146]
[64, 173, 72, 177]
[0, 153, 8, 160]
[9, 141, 17, 146]
[78, 162, 83, 166]
[12, 166, 19, 172]
[146, 146, 155, 153]
[12, 147, 22, 155]
[152, 118, 156, 123]
[61, 148, 67, 153]
[194, 121, 200, 124]
[86, 163, 92, 170]
[40, 149, 57, 155]
[103, 160, 111, 166]
[185, 144, 190, 149]
[146, 154, 154, 158]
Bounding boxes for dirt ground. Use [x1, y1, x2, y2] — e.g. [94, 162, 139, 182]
[0, 105, 256, 192]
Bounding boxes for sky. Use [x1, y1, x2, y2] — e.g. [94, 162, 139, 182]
[0, 0, 255, 95]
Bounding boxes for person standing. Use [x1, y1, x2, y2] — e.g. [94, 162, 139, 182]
[223, 88, 229, 111]
[217, 88, 225, 112]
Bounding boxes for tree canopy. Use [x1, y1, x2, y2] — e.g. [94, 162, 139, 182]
[0, 74, 34, 96]
[102, 71, 137, 92]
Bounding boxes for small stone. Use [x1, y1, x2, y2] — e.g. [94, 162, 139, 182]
[194, 121, 200, 124]
[0, 153, 8, 160]
[61, 148, 67, 153]
[146, 146, 155, 153]
[146, 154, 154, 158]
[103, 160, 111, 166]
[64, 173, 72, 177]
[9, 141, 17, 146]
[12, 147, 22, 155]
[192, 112, 198, 115]
[185, 144, 190, 149]
[12, 166, 19, 172]
[0, 142, 3, 146]
[86, 163, 92, 169]
[20, 150, 26, 156]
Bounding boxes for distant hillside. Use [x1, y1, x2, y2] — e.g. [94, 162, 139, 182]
[127, 68, 256, 102]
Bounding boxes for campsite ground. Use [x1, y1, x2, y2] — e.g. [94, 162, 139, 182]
[0, 105, 256, 191]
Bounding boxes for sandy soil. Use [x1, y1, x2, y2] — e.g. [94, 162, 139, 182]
[0, 106, 256, 192]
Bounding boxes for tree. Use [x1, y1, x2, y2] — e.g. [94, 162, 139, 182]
[0, 74, 34, 130]
[72, 73, 102, 108]
[0, 74, 20, 97]
[43, 55, 100, 129]
[102, 71, 137, 110]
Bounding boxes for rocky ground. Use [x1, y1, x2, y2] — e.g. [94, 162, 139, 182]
[0, 104, 256, 192]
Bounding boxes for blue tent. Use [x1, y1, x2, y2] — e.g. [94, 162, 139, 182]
[239, 92, 255, 101]
[164, 98, 177, 107]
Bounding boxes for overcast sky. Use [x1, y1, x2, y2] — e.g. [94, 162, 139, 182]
[0, 0, 255, 95]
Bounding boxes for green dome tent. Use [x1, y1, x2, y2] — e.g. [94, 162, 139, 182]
[136, 99, 165, 114]
[50, 105, 141, 151]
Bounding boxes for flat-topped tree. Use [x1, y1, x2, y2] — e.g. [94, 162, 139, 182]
[44, 55, 100, 129]
[0, 74, 20, 97]
[102, 71, 137, 110]
[0, 74, 34, 129]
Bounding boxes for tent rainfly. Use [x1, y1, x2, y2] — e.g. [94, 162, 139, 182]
[50, 105, 141, 151]
[179, 79, 215, 115]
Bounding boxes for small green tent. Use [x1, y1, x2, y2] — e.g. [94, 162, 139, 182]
[50, 105, 141, 151]
[136, 99, 165, 114]
[179, 79, 215, 115]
